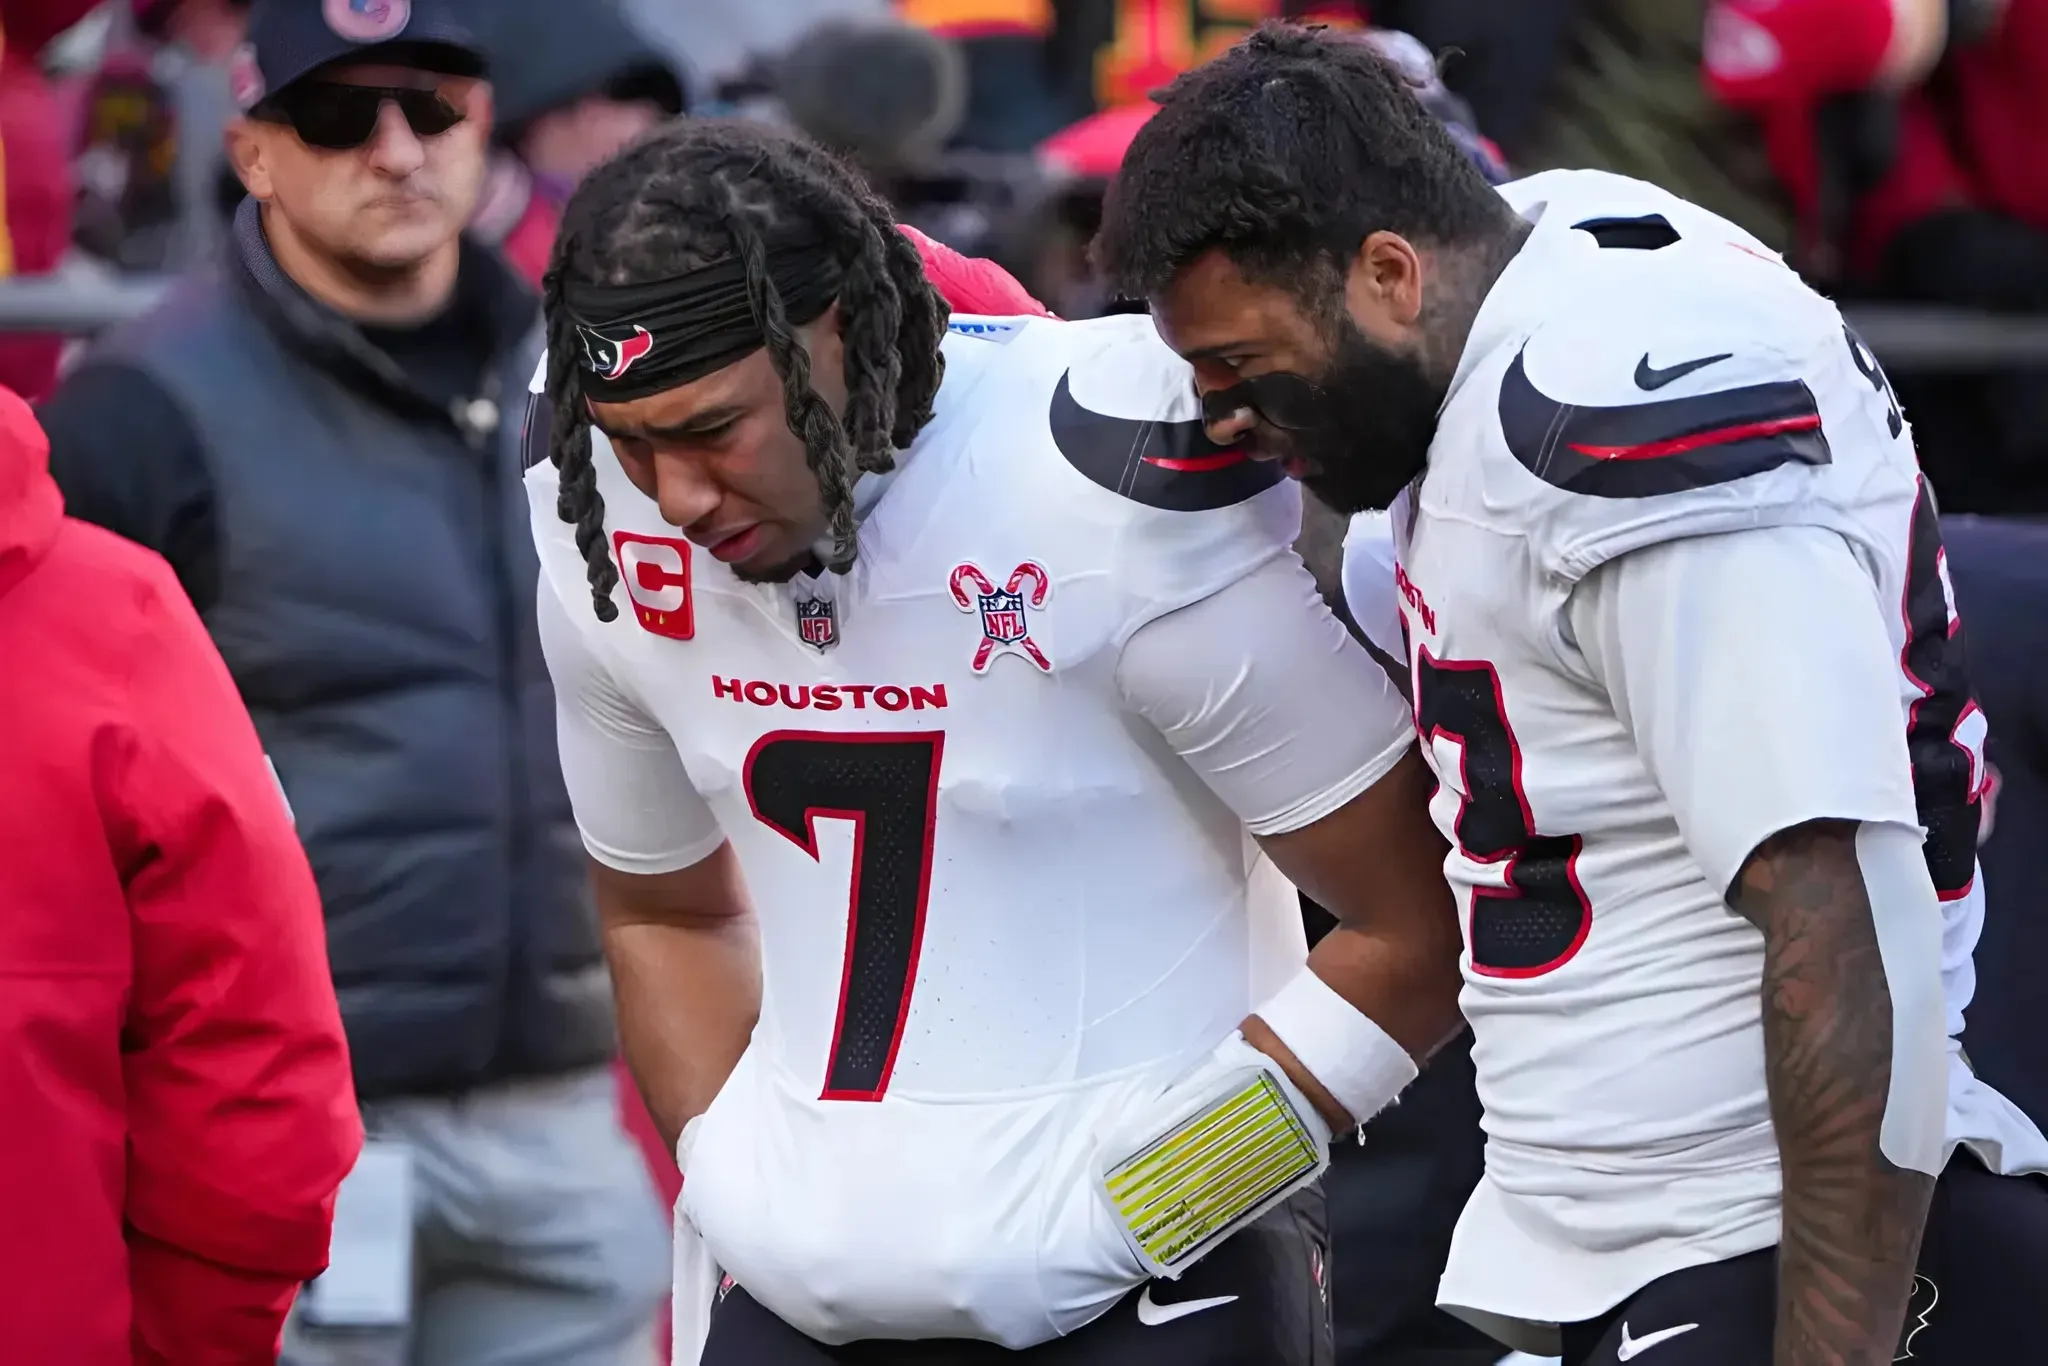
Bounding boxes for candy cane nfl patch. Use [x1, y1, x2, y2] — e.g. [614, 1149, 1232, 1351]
[949, 560, 1051, 673]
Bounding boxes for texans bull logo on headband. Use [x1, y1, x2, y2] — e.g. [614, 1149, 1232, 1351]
[579, 323, 656, 382]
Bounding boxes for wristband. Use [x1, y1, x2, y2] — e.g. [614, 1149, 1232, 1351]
[1253, 966, 1419, 1126]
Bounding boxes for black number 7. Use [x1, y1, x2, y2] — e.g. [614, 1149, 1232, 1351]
[743, 731, 945, 1101]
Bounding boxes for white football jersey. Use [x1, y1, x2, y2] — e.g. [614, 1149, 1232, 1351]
[1343, 170, 2048, 1333]
[527, 314, 1414, 1346]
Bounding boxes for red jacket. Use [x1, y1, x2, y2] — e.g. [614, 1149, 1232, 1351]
[1707, 0, 2048, 272]
[0, 385, 363, 1364]
[0, 1, 102, 399]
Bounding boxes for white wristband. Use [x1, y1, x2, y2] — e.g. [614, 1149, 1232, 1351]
[1253, 965, 1419, 1126]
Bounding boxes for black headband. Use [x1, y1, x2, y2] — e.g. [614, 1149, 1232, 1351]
[561, 242, 846, 403]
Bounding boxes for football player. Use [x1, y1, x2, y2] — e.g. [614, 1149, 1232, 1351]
[523, 119, 1466, 1364]
[1095, 23, 2048, 1366]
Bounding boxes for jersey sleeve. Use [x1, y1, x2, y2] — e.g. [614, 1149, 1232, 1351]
[1339, 512, 1408, 660]
[1508, 243, 1908, 585]
[1010, 312, 1304, 629]
[536, 572, 725, 874]
[1564, 522, 1921, 895]
[1116, 550, 1415, 837]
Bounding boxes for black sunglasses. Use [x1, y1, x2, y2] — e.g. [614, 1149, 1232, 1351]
[1201, 370, 1330, 432]
[255, 82, 466, 151]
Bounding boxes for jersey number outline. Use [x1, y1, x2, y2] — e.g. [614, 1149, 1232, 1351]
[1845, 323, 1905, 441]
[742, 731, 945, 1101]
[1900, 480, 1985, 899]
[1412, 477, 1984, 975]
[1848, 325, 1983, 893]
[1412, 650, 1593, 978]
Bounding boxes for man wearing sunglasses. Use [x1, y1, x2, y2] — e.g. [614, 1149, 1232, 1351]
[39, 3, 671, 1364]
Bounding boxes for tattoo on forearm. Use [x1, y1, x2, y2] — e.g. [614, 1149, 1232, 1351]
[1732, 820, 1935, 1366]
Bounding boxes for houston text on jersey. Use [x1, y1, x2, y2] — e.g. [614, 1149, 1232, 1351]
[710, 676, 949, 712]
[1393, 560, 1437, 635]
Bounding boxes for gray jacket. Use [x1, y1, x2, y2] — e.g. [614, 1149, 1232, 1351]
[47, 201, 614, 1099]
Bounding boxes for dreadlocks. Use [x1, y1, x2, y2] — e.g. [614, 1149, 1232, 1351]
[542, 118, 949, 621]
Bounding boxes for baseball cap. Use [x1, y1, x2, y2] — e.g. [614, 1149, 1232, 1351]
[234, 0, 487, 112]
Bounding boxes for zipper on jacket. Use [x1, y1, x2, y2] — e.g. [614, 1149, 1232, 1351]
[467, 369, 535, 1065]
[467, 370, 530, 866]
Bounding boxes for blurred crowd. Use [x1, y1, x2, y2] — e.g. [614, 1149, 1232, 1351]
[3, 2, 2047, 1365]
[0, 2, 2041, 506]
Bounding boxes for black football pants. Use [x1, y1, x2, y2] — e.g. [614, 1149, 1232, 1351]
[1560, 1150, 2048, 1365]
[699, 1186, 1332, 1366]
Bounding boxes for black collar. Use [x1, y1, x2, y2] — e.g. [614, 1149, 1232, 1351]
[228, 196, 539, 422]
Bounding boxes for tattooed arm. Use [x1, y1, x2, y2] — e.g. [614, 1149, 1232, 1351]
[1732, 821, 1935, 1366]
[1567, 526, 1951, 1366]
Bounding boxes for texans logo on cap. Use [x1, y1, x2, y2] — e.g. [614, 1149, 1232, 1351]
[578, 324, 656, 382]
[228, 42, 265, 108]
[324, 0, 411, 42]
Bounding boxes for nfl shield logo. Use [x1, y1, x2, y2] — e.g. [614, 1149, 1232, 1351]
[977, 590, 1028, 644]
[795, 597, 837, 651]
[950, 559, 1053, 674]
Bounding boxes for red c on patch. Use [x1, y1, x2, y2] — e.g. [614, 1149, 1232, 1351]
[611, 531, 695, 640]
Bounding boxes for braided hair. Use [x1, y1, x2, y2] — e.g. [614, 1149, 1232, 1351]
[543, 119, 950, 621]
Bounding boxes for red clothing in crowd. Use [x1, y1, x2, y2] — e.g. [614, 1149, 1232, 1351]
[1707, 0, 2048, 273]
[0, 1, 102, 400]
[470, 151, 563, 293]
[0, 384, 362, 1364]
[901, 223, 1056, 317]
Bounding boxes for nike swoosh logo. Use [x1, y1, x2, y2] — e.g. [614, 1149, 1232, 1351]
[1048, 371, 1277, 512]
[1634, 352, 1732, 390]
[1496, 348, 1829, 498]
[1616, 1321, 1700, 1360]
[1135, 1286, 1240, 1327]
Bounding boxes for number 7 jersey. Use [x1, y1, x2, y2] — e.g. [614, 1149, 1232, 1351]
[526, 313, 1414, 1347]
[1363, 169, 2047, 1335]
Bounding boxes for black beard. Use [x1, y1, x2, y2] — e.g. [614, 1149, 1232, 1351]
[1271, 321, 1446, 515]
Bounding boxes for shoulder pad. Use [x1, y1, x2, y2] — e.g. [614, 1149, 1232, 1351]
[1043, 313, 1283, 512]
[1499, 336, 1829, 503]
[1505, 247, 1839, 506]
[963, 313, 1298, 627]
[1468, 240, 1908, 582]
